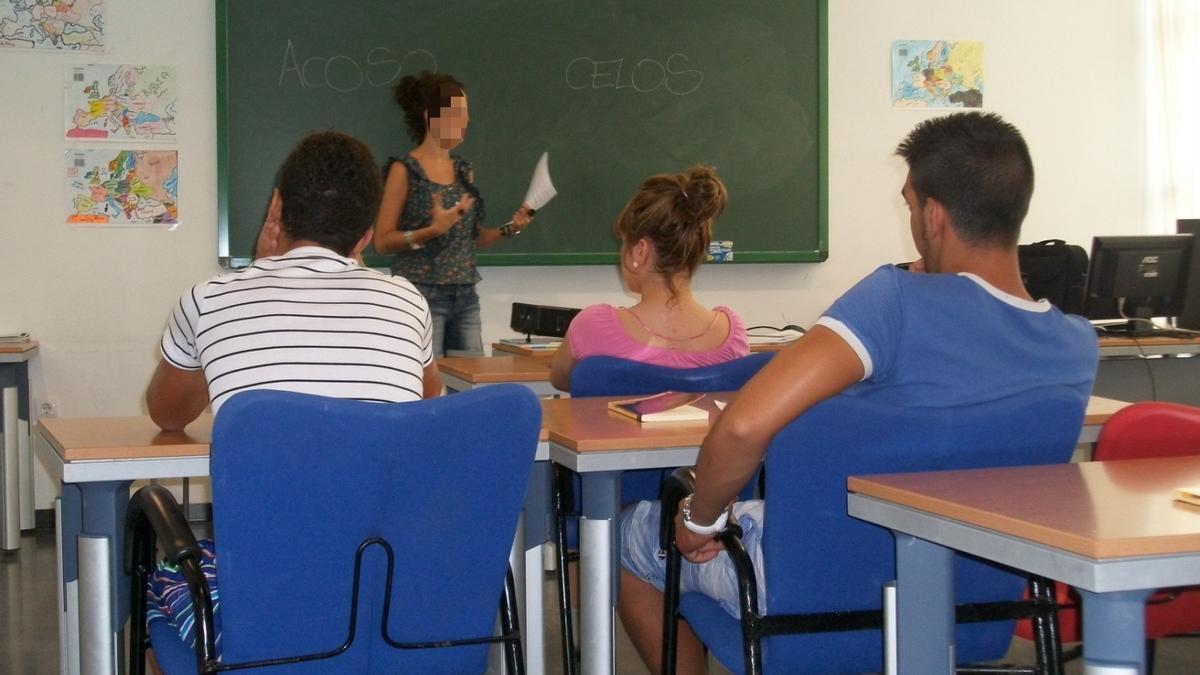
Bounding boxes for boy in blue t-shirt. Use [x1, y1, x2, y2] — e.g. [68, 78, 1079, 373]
[617, 112, 1099, 672]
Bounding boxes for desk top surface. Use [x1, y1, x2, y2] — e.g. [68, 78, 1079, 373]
[39, 415, 214, 461]
[543, 393, 728, 452]
[437, 355, 553, 383]
[1097, 334, 1200, 348]
[849, 455, 1200, 559]
[0, 339, 38, 355]
[39, 395, 1123, 464]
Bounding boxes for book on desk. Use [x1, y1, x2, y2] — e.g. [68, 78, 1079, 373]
[608, 391, 709, 423]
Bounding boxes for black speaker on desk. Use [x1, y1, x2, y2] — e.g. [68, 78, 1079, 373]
[510, 302, 581, 339]
[1178, 219, 1200, 329]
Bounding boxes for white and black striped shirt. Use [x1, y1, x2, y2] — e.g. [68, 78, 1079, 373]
[160, 247, 433, 414]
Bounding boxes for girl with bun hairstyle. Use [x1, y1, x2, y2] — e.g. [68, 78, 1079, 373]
[550, 166, 749, 390]
[374, 71, 533, 357]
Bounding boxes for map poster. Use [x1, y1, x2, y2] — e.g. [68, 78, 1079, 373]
[66, 149, 179, 226]
[892, 40, 984, 109]
[65, 65, 177, 141]
[0, 0, 105, 51]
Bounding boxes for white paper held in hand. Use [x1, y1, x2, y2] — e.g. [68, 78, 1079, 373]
[523, 152, 557, 211]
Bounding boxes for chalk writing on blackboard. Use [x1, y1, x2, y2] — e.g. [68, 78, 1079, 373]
[277, 39, 437, 92]
[565, 53, 702, 96]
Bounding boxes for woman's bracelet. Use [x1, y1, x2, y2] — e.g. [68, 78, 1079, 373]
[499, 223, 516, 238]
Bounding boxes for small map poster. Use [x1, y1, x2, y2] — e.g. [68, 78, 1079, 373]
[892, 40, 983, 109]
[66, 149, 179, 226]
[65, 65, 177, 141]
[0, 0, 105, 51]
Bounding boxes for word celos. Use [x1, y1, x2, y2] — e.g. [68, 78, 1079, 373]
[277, 40, 437, 92]
[565, 53, 703, 96]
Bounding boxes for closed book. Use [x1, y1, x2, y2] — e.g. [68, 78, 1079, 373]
[608, 391, 708, 423]
[1174, 486, 1200, 507]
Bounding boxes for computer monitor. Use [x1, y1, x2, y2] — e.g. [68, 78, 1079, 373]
[1083, 234, 1194, 335]
[1178, 219, 1200, 330]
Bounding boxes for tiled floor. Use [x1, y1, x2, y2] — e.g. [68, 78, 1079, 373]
[3, 528, 1197, 673]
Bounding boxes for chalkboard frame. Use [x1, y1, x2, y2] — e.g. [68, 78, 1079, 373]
[216, 2, 828, 268]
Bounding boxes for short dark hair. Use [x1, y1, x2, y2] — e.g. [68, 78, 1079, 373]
[393, 71, 466, 143]
[896, 112, 1034, 247]
[276, 131, 383, 256]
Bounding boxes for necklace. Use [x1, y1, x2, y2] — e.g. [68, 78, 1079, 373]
[624, 307, 721, 342]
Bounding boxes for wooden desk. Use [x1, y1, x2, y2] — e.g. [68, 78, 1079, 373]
[848, 456, 1200, 674]
[1095, 335, 1200, 407]
[544, 394, 1122, 675]
[491, 340, 797, 358]
[438, 355, 560, 397]
[38, 414, 551, 675]
[1, 338, 39, 550]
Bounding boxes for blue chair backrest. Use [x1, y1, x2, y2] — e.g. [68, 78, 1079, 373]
[209, 385, 541, 673]
[569, 352, 774, 397]
[761, 386, 1086, 665]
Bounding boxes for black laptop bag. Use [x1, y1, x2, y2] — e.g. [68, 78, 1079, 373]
[1018, 239, 1089, 315]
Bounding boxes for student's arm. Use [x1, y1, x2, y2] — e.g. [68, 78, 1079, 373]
[676, 325, 864, 562]
[549, 334, 577, 391]
[422, 362, 443, 398]
[146, 359, 209, 431]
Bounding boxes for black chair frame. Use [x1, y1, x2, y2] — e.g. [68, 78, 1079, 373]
[125, 485, 525, 674]
[658, 469, 1065, 675]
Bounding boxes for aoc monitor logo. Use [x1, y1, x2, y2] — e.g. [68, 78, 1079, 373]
[1138, 255, 1160, 278]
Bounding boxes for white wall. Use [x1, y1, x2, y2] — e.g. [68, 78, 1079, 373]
[0, 0, 1146, 508]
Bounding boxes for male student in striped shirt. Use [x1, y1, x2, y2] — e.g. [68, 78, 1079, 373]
[147, 130, 441, 431]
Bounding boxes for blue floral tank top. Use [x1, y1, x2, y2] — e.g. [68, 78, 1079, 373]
[386, 154, 485, 285]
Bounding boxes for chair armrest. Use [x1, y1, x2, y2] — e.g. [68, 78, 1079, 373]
[126, 484, 202, 568]
[659, 467, 696, 550]
[124, 485, 219, 673]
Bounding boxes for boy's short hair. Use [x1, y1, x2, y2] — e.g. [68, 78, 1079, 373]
[896, 112, 1034, 247]
[276, 131, 383, 256]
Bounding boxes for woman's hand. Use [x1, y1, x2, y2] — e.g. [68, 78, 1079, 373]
[429, 193, 476, 236]
[507, 203, 534, 235]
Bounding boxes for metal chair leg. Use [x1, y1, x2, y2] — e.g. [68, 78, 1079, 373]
[552, 465, 578, 675]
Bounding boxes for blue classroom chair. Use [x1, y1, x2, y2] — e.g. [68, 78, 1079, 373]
[125, 384, 542, 674]
[659, 387, 1085, 675]
[555, 352, 774, 673]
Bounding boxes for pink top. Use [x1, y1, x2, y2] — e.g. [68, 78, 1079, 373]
[566, 304, 750, 368]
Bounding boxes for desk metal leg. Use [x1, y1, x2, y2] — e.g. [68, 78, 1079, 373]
[1078, 589, 1154, 674]
[579, 471, 620, 675]
[894, 534, 955, 675]
[523, 461, 551, 675]
[62, 480, 131, 675]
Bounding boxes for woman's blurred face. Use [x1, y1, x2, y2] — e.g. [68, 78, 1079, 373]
[429, 94, 469, 149]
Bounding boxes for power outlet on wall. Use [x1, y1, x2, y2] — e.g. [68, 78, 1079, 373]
[37, 396, 60, 418]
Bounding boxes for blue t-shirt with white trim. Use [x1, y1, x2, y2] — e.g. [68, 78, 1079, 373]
[816, 265, 1097, 407]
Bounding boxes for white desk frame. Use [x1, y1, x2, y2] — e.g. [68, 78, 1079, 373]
[848, 493, 1200, 674]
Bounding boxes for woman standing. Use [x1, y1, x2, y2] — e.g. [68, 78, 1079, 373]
[374, 71, 532, 357]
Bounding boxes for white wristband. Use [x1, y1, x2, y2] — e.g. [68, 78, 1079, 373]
[680, 495, 729, 536]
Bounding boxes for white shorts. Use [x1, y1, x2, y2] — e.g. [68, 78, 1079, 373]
[619, 499, 767, 618]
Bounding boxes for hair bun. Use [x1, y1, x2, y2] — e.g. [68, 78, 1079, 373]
[681, 165, 727, 226]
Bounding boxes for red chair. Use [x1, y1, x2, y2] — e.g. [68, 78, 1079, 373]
[1016, 401, 1200, 661]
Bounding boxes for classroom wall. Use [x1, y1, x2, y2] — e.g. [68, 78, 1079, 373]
[0, 0, 1147, 508]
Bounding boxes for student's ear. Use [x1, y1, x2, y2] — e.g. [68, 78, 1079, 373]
[351, 227, 373, 258]
[923, 196, 948, 243]
[255, 189, 285, 259]
[631, 237, 652, 269]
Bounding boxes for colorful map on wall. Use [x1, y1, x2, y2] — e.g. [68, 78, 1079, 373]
[891, 40, 983, 109]
[66, 149, 178, 226]
[0, 0, 105, 51]
[65, 65, 177, 141]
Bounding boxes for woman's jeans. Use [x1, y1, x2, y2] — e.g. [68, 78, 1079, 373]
[414, 283, 484, 358]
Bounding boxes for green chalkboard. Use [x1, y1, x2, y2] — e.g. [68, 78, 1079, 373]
[217, 1, 827, 268]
